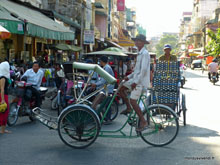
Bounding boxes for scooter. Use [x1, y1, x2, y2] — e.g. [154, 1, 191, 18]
[7, 81, 48, 126]
[180, 67, 186, 88]
[210, 72, 219, 85]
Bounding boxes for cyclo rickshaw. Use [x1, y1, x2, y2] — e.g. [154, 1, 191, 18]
[32, 62, 179, 149]
[149, 60, 187, 126]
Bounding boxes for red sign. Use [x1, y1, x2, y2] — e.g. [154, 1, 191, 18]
[117, 0, 125, 11]
[188, 45, 194, 49]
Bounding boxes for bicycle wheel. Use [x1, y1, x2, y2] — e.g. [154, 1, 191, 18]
[138, 104, 179, 147]
[7, 103, 19, 126]
[58, 105, 100, 149]
[182, 94, 186, 126]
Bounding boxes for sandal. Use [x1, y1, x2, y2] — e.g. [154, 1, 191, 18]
[136, 124, 149, 132]
[120, 109, 132, 116]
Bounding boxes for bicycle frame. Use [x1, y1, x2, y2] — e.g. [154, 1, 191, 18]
[96, 83, 175, 139]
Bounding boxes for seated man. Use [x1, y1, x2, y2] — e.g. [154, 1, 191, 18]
[91, 56, 115, 124]
[158, 44, 177, 62]
[21, 61, 44, 107]
[119, 34, 151, 131]
[208, 59, 219, 81]
[85, 59, 99, 97]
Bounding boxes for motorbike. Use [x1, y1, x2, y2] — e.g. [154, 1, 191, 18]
[7, 81, 48, 126]
[179, 67, 186, 88]
[9, 67, 21, 95]
[210, 72, 219, 85]
[51, 79, 84, 111]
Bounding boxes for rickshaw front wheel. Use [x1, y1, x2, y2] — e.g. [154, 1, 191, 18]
[138, 104, 179, 147]
[58, 105, 100, 149]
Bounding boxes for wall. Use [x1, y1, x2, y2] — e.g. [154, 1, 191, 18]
[95, 15, 107, 40]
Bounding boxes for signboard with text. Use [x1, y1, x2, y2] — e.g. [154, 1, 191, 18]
[84, 30, 94, 45]
[117, 0, 125, 11]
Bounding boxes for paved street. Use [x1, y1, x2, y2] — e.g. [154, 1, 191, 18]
[1, 69, 220, 165]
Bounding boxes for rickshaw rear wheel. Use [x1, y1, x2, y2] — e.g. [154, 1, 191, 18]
[138, 104, 179, 147]
[58, 105, 100, 149]
[182, 94, 186, 126]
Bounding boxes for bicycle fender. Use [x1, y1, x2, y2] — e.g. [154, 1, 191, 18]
[147, 104, 179, 119]
[58, 104, 101, 125]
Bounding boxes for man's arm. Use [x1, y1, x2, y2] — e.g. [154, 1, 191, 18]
[0, 78, 5, 104]
[21, 69, 29, 79]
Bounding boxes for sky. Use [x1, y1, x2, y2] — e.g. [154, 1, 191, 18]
[126, 0, 194, 39]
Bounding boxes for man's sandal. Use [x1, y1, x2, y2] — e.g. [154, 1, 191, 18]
[120, 110, 132, 116]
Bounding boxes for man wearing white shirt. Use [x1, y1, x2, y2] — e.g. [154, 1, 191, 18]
[115, 60, 127, 78]
[21, 62, 44, 107]
[119, 34, 150, 131]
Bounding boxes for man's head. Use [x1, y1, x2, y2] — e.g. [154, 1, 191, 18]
[32, 62, 40, 73]
[132, 34, 149, 51]
[212, 58, 217, 63]
[119, 59, 123, 67]
[164, 44, 172, 55]
[55, 63, 62, 70]
[100, 56, 108, 67]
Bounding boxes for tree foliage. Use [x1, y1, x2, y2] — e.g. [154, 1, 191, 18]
[155, 34, 178, 57]
[206, 28, 220, 58]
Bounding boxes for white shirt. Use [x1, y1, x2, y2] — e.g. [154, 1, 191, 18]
[208, 62, 219, 73]
[115, 64, 127, 76]
[127, 47, 150, 88]
[57, 69, 65, 78]
[22, 68, 44, 89]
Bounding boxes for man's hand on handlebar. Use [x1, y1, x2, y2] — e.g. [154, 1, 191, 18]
[124, 77, 129, 81]
[131, 83, 137, 90]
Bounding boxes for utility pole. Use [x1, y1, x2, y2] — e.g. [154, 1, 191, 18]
[80, 3, 85, 61]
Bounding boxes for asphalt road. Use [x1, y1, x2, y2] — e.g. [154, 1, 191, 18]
[1, 69, 220, 165]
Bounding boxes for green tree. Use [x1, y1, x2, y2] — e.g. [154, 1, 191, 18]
[206, 28, 220, 58]
[155, 34, 178, 57]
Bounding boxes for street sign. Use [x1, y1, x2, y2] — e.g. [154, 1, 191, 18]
[84, 30, 94, 45]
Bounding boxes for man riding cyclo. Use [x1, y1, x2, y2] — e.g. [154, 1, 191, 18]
[21, 61, 44, 108]
[119, 34, 151, 132]
[208, 58, 219, 81]
[158, 44, 177, 62]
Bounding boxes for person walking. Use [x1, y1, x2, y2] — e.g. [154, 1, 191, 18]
[0, 61, 11, 134]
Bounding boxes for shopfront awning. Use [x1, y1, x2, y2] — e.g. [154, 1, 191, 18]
[0, 0, 75, 40]
[118, 38, 135, 47]
[52, 11, 81, 30]
[95, 10, 107, 16]
[55, 43, 82, 52]
[0, 6, 24, 34]
[105, 40, 124, 49]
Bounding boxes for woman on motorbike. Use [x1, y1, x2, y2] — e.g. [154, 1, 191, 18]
[0, 61, 11, 134]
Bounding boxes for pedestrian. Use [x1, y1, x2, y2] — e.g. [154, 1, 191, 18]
[0, 61, 11, 134]
[54, 63, 65, 89]
[115, 59, 127, 78]
[158, 44, 177, 62]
